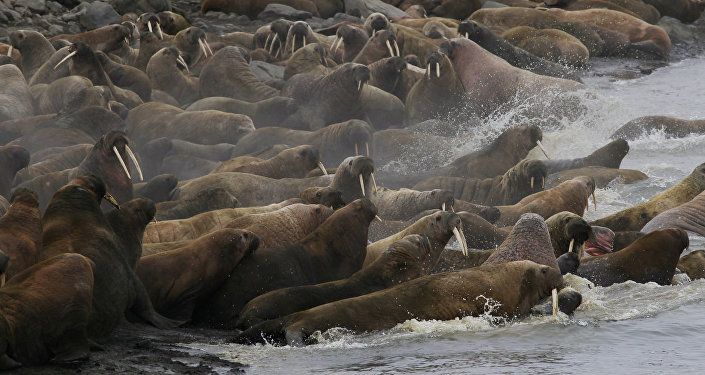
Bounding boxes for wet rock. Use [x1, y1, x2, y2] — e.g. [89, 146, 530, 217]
[258, 3, 312, 22]
[13, 0, 46, 14]
[46, 0, 65, 13]
[78, 1, 121, 30]
[659, 16, 699, 44]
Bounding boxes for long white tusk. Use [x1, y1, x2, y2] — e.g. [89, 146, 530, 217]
[302, 35, 306, 47]
[199, 38, 208, 57]
[536, 140, 551, 159]
[426, 65, 430, 79]
[113, 146, 132, 180]
[291, 35, 296, 55]
[156, 23, 163, 39]
[177, 55, 190, 74]
[358, 80, 362, 91]
[372, 29, 376, 37]
[7, 46, 12, 56]
[107, 101, 112, 111]
[568, 238, 574, 253]
[265, 33, 272, 50]
[385, 40, 395, 57]
[465, 32, 469, 39]
[365, 142, 370, 156]
[458, 225, 468, 255]
[453, 227, 467, 256]
[269, 34, 278, 55]
[442, 202, 446, 211]
[148, 21, 153, 33]
[375, 215, 383, 222]
[318, 161, 328, 175]
[332, 36, 340, 53]
[370, 172, 377, 192]
[205, 39, 213, 55]
[53, 50, 76, 70]
[531, 177, 534, 189]
[435, 62, 440, 78]
[592, 191, 597, 211]
[359, 173, 366, 197]
[125, 145, 143, 181]
[542, 177, 545, 189]
[354, 143, 359, 155]
[552, 289, 558, 316]
[394, 40, 400, 57]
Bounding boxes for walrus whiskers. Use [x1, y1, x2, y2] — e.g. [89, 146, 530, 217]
[536, 140, 551, 159]
[359, 174, 366, 196]
[112, 146, 131, 180]
[53, 50, 76, 70]
[125, 145, 144, 181]
[552, 288, 558, 316]
[318, 161, 328, 175]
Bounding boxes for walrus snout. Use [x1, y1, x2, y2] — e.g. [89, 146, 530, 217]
[366, 13, 390, 33]
[354, 198, 378, 220]
[584, 226, 615, 256]
[457, 21, 480, 40]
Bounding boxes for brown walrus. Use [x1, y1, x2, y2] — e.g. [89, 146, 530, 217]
[233, 260, 562, 346]
[372, 187, 454, 221]
[0, 145, 30, 199]
[641, 190, 705, 237]
[0, 189, 42, 281]
[104, 198, 157, 269]
[0, 253, 95, 369]
[592, 162, 705, 231]
[543, 0, 661, 24]
[545, 166, 647, 189]
[211, 145, 325, 178]
[677, 250, 705, 280]
[199, 46, 279, 103]
[298, 187, 346, 209]
[542, 139, 630, 174]
[545, 211, 594, 259]
[40, 175, 180, 341]
[576, 228, 689, 286]
[50, 24, 131, 53]
[155, 188, 238, 221]
[641, 0, 705, 23]
[501, 26, 590, 67]
[185, 96, 298, 128]
[191, 198, 378, 328]
[136, 229, 260, 321]
[146, 46, 199, 105]
[332, 25, 369, 63]
[8, 30, 56, 80]
[0, 64, 34, 122]
[484, 213, 560, 270]
[612, 115, 705, 140]
[235, 234, 432, 330]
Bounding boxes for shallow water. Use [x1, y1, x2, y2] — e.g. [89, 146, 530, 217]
[187, 53, 705, 373]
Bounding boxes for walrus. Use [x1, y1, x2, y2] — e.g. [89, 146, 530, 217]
[592, 162, 705, 231]
[141, 199, 302, 244]
[367, 56, 409, 98]
[154, 187, 237, 220]
[545, 166, 647, 189]
[284, 43, 330, 80]
[32, 76, 92, 115]
[125, 102, 255, 147]
[575, 229, 689, 286]
[185, 96, 298, 128]
[545, 211, 593, 259]
[412, 159, 547, 206]
[364, 210, 466, 270]
[641, 0, 705, 23]
[136, 229, 259, 321]
[174, 26, 213, 68]
[211, 145, 326, 178]
[236, 234, 431, 330]
[200, 0, 320, 18]
[0, 64, 34, 122]
[146, 46, 199, 105]
[0, 145, 30, 199]
[544, 8, 671, 58]
[96, 51, 152, 102]
[281, 21, 321, 61]
[612, 115, 705, 140]
[133, 174, 178, 203]
[298, 187, 346, 209]
[0, 189, 42, 281]
[501, 26, 590, 67]
[542, 139, 630, 174]
[544, 0, 661, 24]
[494, 176, 596, 226]
[8, 30, 56, 80]
[199, 46, 279, 103]
[372, 187, 455, 221]
[457, 211, 512, 250]
[50, 24, 131, 53]
[104, 198, 157, 268]
[157, 11, 191, 34]
[40, 175, 180, 341]
[234, 260, 562, 346]
[191, 198, 377, 328]
[27, 46, 71, 86]
[456, 20, 583, 82]
[641, 190, 705, 237]
[353, 29, 401, 65]
[332, 25, 370, 63]
[428, 0, 483, 18]
[484, 213, 560, 270]
[677, 250, 705, 280]
[281, 63, 371, 130]
[0, 253, 95, 369]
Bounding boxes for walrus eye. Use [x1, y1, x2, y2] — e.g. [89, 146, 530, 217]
[542, 268, 548, 274]
[316, 192, 322, 198]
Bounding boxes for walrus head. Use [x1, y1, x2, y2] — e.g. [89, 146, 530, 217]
[152, 46, 191, 75]
[137, 12, 164, 39]
[364, 13, 390, 36]
[278, 145, 323, 176]
[9, 188, 38, 208]
[332, 25, 369, 58]
[485, 213, 559, 270]
[426, 189, 455, 213]
[259, 19, 293, 58]
[298, 187, 346, 210]
[368, 57, 407, 92]
[286, 21, 315, 56]
[505, 159, 548, 197]
[456, 20, 488, 41]
[546, 211, 592, 258]
[8, 30, 47, 51]
[330, 156, 376, 202]
[583, 225, 615, 257]
[582, 139, 629, 170]
[228, 229, 260, 259]
[358, 30, 400, 64]
[523, 261, 564, 303]
[67, 174, 120, 209]
[424, 51, 454, 81]
[423, 21, 451, 39]
[175, 26, 213, 63]
[376, 234, 433, 284]
[331, 63, 370, 95]
[97, 130, 143, 183]
[419, 210, 467, 268]
[157, 11, 191, 35]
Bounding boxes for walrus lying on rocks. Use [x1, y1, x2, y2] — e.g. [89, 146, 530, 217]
[235, 234, 432, 330]
[233, 260, 562, 346]
[191, 198, 377, 328]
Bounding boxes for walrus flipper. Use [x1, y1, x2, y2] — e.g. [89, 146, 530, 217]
[130, 276, 185, 329]
[231, 318, 288, 346]
[49, 326, 91, 366]
[0, 354, 21, 370]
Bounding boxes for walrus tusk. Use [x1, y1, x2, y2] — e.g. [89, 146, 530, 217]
[568, 238, 575, 253]
[365, 142, 370, 156]
[358, 80, 362, 91]
[435, 62, 440, 78]
[442, 202, 446, 211]
[124, 37, 129, 45]
[394, 40, 400, 57]
[113, 146, 132, 180]
[125, 145, 143, 181]
[426, 65, 431, 79]
[453, 227, 467, 256]
[156, 23, 163, 39]
[54, 50, 77, 70]
[177, 55, 190, 74]
[385, 40, 395, 57]
[107, 101, 112, 111]
[531, 177, 534, 189]
[291, 35, 296, 55]
[318, 161, 328, 175]
[372, 29, 376, 37]
[536, 140, 551, 159]
[269, 34, 279, 55]
[375, 215, 383, 222]
[359, 174, 366, 196]
[302, 35, 306, 47]
[332, 36, 340, 53]
[370, 172, 377, 192]
[7, 46, 12, 56]
[148, 21, 153, 33]
[204, 38, 213, 56]
[458, 225, 468, 255]
[592, 191, 597, 210]
[199, 38, 208, 57]
[465, 32, 469, 39]
[104, 193, 120, 209]
[542, 177, 545, 189]
[406, 63, 425, 74]
[265, 33, 272, 50]
[354, 143, 359, 155]
[552, 289, 558, 316]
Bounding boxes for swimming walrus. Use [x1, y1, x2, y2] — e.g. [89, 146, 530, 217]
[545, 166, 647, 189]
[136, 229, 260, 321]
[233, 260, 562, 346]
[483, 213, 560, 270]
[191, 198, 378, 328]
[542, 139, 630, 174]
[40, 175, 181, 341]
[0, 189, 42, 281]
[235, 234, 432, 330]
[0, 253, 95, 369]
[592, 162, 705, 231]
[612, 115, 705, 140]
[576, 228, 689, 286]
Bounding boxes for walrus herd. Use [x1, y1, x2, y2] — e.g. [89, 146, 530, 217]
[0, 0, 704, 367]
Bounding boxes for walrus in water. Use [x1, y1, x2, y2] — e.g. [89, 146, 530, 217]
[40, 175, 180, 341]
[612, 115, 705, 140]
[0, 145, 29, 199]
[413, 159, 547, 206]
[484, 213, 560, 270]
[542, 139, 630, 174]
[457, 20, 583, 82]
[234, 260, 562, 346]
[0, 253, 95, 369]
[592, 162, 705, 231]
[641, 190, 705, 237]
[545, 166, 647, 189]
[191, 198, 377, 328]
[235, 234, 432, 330]
[576, 228, 689, 286]
[136, 229, 259, 321]
[677, 250, 705, 280]
[0, 189, 42, 281]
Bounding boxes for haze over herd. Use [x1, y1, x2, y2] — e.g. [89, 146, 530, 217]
[1, 0, 705, 372]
